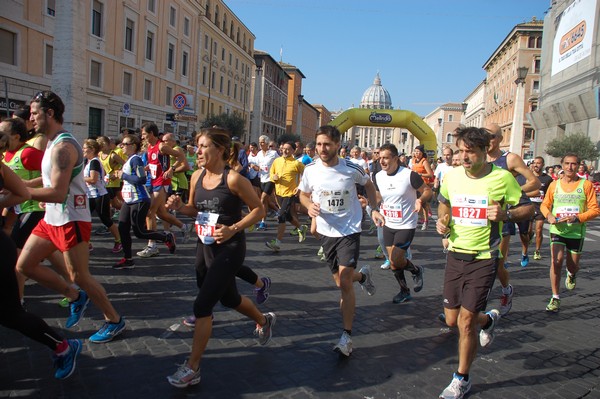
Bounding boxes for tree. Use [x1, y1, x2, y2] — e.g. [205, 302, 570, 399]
[200, 113, 245, 138]
[544, 133, 600, 162]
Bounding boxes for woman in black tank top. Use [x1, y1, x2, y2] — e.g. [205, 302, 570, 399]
[165, 127, 275, 388]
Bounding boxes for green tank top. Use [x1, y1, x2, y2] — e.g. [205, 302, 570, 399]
[170, 146, 189, 191]
[3, 144, 43, 213]
[549, 178, 587, 239]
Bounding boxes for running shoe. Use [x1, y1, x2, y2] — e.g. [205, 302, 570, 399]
[439, 373, 471, 399]
[380, 260, 391, 270]
[499, 284, 513, 316]
[257, 221, 267, 231]
[374, 245, 385, 259]
[479, 309, 500, 347]
[520, 254, 529, 267]
[111, 242, 123, 253]
[265, 239, 280, 252]
[181, 223, 193, 244]
[167, 362, 201, 388]
[89, 318, 126, 343]
[333, 331, 352, 357]
[248, 224, 256, 232]
[165, 232, 177, 254]
[392, 291, 412, 304]
[137, 246, 159, 258]
[113, 258, 135, 270]
[421, 221, 428, 231]
[317, 246, 324, 257]
[438, 313, 447, 324]
[58, 297, 70, 308]
[533, 250, 542, 260]
[298, 225, 308, 243]
[290, 227, 299, 236]
[565, 273, 577, 290]
[65, 290, 90, 328]
[412, 265, 424, 293]
[359, 265, 376, 296]
[255, 277, 271, 305]
[182, 315, 196, 327]
[546, 297, 560, 312]
[53, 339, 82, 380]
[254, 312, 276, 345]
[94, 226, 109, 236]
[111, 210, 120, 221]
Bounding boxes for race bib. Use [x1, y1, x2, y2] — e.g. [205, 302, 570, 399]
[381, 203, 403, 223]
[73, 194, 87, 210]
[122, 186, 133, 203]
[530, 190, 544, 203]
[451, 194, 488, 227]
[555, 205, 579, 219]
[320, 190, 351, 213]
[195, 212, 219, 245]
[148, 164, 158, 179]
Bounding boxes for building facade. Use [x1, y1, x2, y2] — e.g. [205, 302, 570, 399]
[423, 103, 466, 156]
[482, 18, 543, 157]
[0, 0, 255, 142]
[463, 80, 486, 129]
[529, 0, 600, 167]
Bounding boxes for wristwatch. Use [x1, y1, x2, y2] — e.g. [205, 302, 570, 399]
[505, 210, 512, 222]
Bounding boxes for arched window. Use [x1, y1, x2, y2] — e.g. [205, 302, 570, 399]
[446, 133, 453, 143]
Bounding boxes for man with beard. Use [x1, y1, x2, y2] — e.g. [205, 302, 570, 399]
[529, 157, 554, 260]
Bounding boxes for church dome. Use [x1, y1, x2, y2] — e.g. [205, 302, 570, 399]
[360, 73, 393, 109]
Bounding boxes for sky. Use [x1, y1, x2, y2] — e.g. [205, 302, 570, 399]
[227, 0, 550, 117]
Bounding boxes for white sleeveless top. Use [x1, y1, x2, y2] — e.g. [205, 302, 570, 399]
[375, 166, 420, 230]
[84, 157, 108, 198]
[42, 132, 92, 226]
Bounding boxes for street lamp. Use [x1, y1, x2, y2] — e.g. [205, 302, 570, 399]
[509, 66, 529, 155]
[297, 94, 304, 138]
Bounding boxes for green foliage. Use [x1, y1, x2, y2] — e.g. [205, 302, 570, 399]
[544, 133, 600, 161]
[200, 113, 245, 138]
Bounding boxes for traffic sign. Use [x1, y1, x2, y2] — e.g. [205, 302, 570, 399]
[173, 93, 187, 110]
[122, 103, 130, 116]
[174, 113, 198, 122]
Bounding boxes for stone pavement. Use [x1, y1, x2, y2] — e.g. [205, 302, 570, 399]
[1, 215, 600, 399]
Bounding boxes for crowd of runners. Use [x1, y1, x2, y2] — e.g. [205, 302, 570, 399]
[0, 91, 598, 399]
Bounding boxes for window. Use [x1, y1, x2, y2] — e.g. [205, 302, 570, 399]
[146, 31, 154, 60]
[125, 19, 134, 51]
[184, 17, 190, 36]
[45, 44, 53, 75]
[202, 66, 207, 85]
[215, 5, 219, 26]
[92, 0, 103, 37]
[219, 76, 223, 93]
[213, 42, 217, 56]
[169, 6, 176, 28]
[182, 51, 188, 76]
[234, 83, 237, 100]
[211, 71, 216, 89]
[148, 0, 155, 13]
[533, 80, 540, 91]
[90, 60, 102, 87]
[227, 80, 231, 96]
[204, 34, 209, 50]
[448, 115, 453, 122]
[88, 107, 103, 138]
[167, 43, 175, 70]
[533, 58, 541, 74]
[144, 79, 152, 101]
[221, 48, 225, 61]
[166, 86, 173, 106]
[47, 0, 56, 16]
[123, 71, 132, 96]
[446, 133, 453, 143]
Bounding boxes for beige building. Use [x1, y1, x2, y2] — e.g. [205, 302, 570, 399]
[463, 80, 486, 129]
[0, 0, 255, 142]
[312, 104, 332, 130]
[249, 50, 290, 144]
[423, 103, 466, 156]
[483, 18, 543, 157]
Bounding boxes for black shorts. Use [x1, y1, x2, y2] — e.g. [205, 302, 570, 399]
[106, 186, 121, 200]
[550, 233, 584, 253]
[276, 196, 296, 224]
[532, 202, 545, 221]
[443, 252, 499, 313]
[251, 176, 260, 187]
[501, 220, 529, 236]
[382, 226, 415, 250]
[260, 181, 275, 196]
[11, 211, 45, 249]
[321, 232, 361, 274]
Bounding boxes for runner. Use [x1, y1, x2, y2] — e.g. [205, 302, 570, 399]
[298, 125, 380, 357]
[374, 143, 431, 303]
[530, 156, 554, 260]
[436, 126, 532, 399]
[540, 153, 600, 312]
[409, 145, 434, 230]
[165, 127, 274, 388]
[251, 135, 279, 230]
[16, 91, 125, 343]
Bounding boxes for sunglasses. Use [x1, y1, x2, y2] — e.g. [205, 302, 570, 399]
[122, 142, 135, 146]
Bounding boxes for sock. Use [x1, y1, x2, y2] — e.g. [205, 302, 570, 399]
[393, 269, 409, 292]
[55, 340, 69, 356]
[482, 314, 493, 330]
[552, 294, 560, 299]
[567, 271, 574, 277]
[359, 273, 366, 284]
[455, 372, 469, 381]
[405, 260, 418, 274]
[343, 329, 352, 336]
[502, 285, 512, 295]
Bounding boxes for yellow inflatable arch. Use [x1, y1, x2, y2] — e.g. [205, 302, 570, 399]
[328, 108, 437, 156]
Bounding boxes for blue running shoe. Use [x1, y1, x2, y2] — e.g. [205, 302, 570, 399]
[255, 277, 271, 305]
[89, 318, 126, 343]
[53, 339, 82, 379]
[65, 290, 90, 328]
[520, 254, 529, 267]
[257, 221, 267, 231]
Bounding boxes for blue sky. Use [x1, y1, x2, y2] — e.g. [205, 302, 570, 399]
[228, 0, 550, 117]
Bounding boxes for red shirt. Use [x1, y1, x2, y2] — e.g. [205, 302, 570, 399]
[4, 144, 44, 171]
[147, 141, 171, 187]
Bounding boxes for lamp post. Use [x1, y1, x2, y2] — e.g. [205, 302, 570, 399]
[296, 94, 303, 139]
[509, 66, 528, 156]
[250, 61, 263, 144]
[437, 117, 443, 157]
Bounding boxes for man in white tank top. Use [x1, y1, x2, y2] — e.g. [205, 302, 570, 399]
[16, 91, 125, 343]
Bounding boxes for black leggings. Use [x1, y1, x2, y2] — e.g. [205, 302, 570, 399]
[89, 194, 114, 228]
[118, 201, 169, 259]
[193, 235, 246, 318]
[0, 231, 63, 350]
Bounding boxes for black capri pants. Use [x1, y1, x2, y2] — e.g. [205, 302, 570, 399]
[89, 194, 114, 228]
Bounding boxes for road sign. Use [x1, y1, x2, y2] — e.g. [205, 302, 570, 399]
[173, 93, 187, 110]
[174, 113, 197, 122]
[122, 103, 130, 116]
[165, 113, 175, 121]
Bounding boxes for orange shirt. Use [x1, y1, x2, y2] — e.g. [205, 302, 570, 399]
[541, 178, 600, 223]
